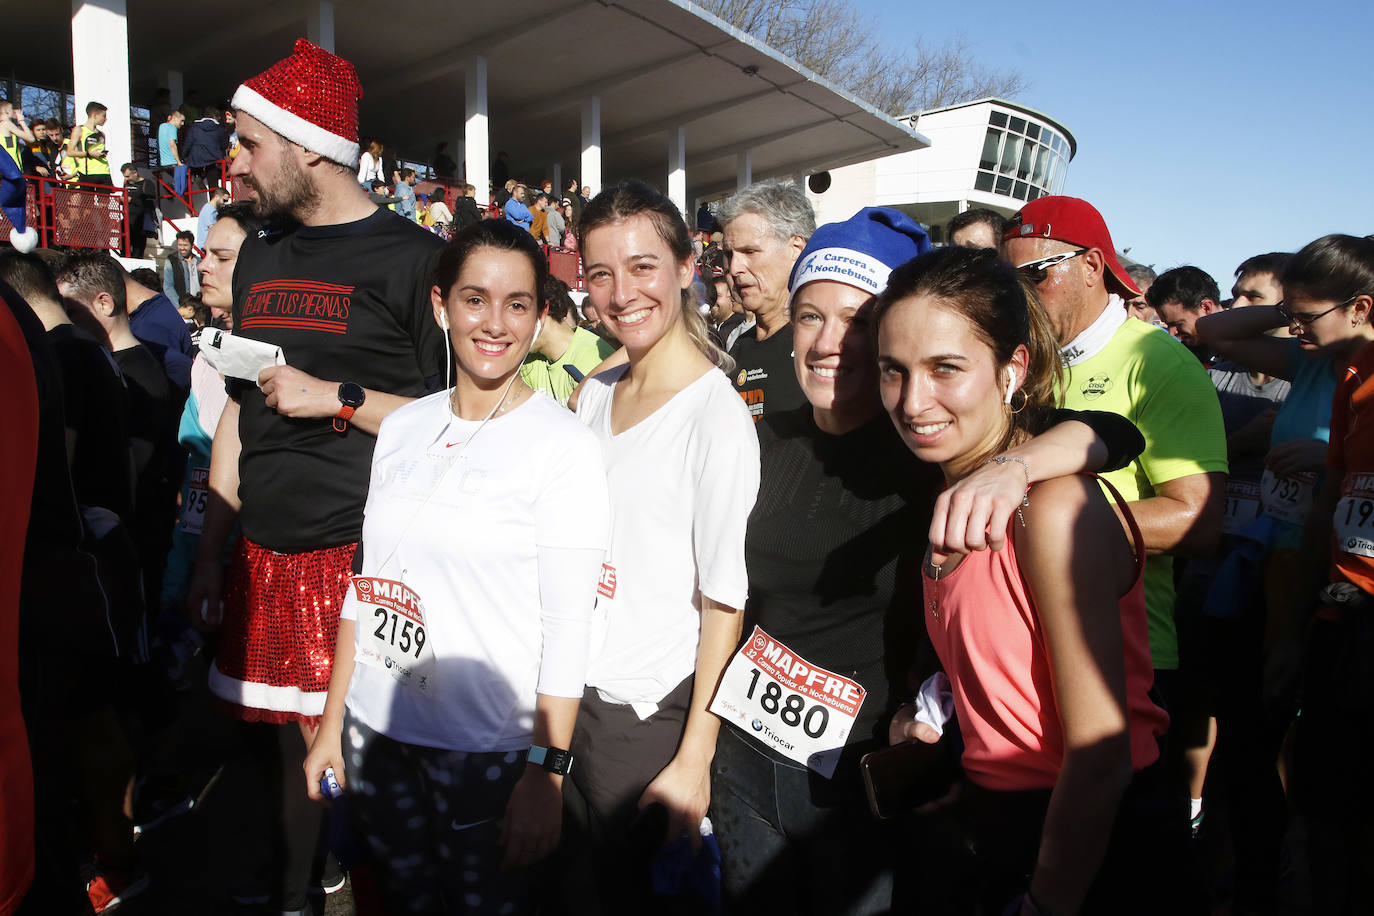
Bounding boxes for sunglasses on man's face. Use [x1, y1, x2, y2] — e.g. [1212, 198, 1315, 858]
[1015, 247, 1089, 285]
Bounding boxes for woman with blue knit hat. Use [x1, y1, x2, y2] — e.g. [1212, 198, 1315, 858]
[708, 208, 1145, 913]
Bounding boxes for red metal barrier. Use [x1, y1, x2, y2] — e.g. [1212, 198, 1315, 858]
[546, 246, 583, 291]
[51, 184, 127, 252]
[0, 183, 40, 244]
[0, 176, 128, 255]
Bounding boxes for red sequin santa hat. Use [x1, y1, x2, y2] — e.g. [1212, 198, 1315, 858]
[231, 38, 361, 167]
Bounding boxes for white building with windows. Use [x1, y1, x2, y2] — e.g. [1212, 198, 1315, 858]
[805, 98, 1076, 244]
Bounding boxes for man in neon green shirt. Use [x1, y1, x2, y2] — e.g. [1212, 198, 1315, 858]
[1003, 197, 1227, 676]
[520, 279, 616, 408]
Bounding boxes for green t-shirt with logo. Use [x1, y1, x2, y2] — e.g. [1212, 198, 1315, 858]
[520, 326, 616, 408]
[1060, 316, 1227, 670]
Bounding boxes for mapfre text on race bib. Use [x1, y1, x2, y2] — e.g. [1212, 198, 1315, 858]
[597, 563, 617, 599]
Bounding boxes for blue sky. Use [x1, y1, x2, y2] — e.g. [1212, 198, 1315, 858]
[868, 0, 1372, 289]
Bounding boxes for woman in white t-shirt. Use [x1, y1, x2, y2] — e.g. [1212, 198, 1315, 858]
[566, 179, 759, 908]
[356, 139, 384, 189]
[303, 219, 610, 914]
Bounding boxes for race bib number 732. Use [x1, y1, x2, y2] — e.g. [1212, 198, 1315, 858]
[709, 626, 866, 779]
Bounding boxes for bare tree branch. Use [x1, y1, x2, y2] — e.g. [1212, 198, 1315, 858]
[695, 0, 1027, 114]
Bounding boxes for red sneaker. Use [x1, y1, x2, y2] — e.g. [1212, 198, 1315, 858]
[86, 869, 150, 913]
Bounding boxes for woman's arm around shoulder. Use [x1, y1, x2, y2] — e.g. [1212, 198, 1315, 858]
[930, 411, 1142, 561]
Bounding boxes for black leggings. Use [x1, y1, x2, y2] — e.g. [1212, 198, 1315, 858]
[239, 721, 326, 911]
[1295, 613, 1374, 914]
[964, 752, 1200, 915]
[342, 710, 531, 915]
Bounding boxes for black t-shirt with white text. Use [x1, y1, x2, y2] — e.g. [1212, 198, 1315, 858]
[231, 208, 446, 552]
[727, 322, 806, 422]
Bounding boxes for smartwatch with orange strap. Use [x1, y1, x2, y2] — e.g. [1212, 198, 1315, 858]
[334, 382, 365, 432]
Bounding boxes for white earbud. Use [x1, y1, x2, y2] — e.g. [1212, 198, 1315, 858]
[532, 319, 543, 345]
[1004, 366, 1017, 405]
[440, 310, 449, 330]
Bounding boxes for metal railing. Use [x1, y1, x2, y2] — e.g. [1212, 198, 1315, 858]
[0, 164, 586, 290]
[0, 175, 130, 255]
[149, 160, 233, 255]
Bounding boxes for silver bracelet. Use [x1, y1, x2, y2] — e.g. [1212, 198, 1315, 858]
[986, 455, 1030, 527]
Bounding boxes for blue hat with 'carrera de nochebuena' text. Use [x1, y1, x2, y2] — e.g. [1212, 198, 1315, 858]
[788, 207, 931, 303]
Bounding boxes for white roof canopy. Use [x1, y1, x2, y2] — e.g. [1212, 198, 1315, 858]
[13, 0, 927, 202]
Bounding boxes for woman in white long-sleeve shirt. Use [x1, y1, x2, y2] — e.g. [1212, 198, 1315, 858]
[304, 219, 610, 915]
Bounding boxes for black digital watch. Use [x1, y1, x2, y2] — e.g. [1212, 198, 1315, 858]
[526, 745, 574, 776]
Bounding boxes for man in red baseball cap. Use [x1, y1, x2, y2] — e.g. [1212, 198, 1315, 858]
[1003, 197, 1227, 788]
[186, 39, 446, 912]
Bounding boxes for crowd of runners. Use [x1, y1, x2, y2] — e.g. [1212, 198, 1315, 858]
[1, 36, 1373, 916]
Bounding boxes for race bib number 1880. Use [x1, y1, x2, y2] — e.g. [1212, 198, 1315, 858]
[351, 576, 436, 694]
[709, 625, 866, 779]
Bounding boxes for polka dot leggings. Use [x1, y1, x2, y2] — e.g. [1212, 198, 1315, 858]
[343, 710, 534, 915]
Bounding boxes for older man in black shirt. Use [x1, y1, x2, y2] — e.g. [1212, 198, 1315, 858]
[720, 178, 812, 421]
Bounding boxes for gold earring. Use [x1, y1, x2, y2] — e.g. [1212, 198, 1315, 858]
[1008, 388, 1029, 414]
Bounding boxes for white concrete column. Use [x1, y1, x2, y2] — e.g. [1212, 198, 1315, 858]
[464, 56, 489, 204]
[736, 150, 752, 190]
[72, 0, 132, 172]
[552, 162, 562, 198]
[667, 125, 686, 221]
[306, 0, 335, 52]
[580, 95, 601, 198]
[166, 70, 183, 109]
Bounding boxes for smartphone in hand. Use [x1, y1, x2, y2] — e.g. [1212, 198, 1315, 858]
[860, 739, 959, 820]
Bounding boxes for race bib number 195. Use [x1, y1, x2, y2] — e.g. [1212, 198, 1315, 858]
[351, 576, 436, 694]
[1336, 474, 1374, 560]
[181, 467, 209, 535]
[709, 625, 866, 779]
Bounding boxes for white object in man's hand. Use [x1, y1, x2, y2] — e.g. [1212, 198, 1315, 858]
[199, 329, 285, 382]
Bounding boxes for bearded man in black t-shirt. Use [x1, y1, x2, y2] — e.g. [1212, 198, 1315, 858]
[182, 40, 445, 913]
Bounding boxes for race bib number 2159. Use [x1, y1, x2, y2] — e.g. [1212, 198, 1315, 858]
[351, 576, 436, 694]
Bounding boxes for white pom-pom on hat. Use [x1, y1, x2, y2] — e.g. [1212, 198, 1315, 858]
[10, 226, 37, 254]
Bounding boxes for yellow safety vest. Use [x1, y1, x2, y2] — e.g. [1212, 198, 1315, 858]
[78, 124, 110, 176]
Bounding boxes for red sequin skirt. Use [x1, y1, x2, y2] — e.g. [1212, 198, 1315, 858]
[209, 536, 356, 725]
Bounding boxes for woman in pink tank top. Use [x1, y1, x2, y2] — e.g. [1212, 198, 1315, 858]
[874, 247, 1185, 916]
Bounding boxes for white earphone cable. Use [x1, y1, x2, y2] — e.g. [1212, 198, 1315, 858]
[372, 313, 541, 579]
